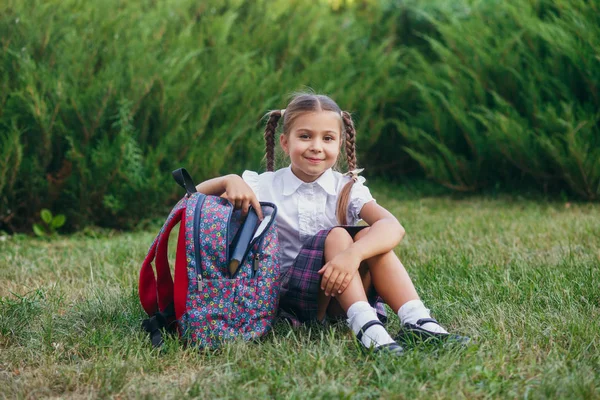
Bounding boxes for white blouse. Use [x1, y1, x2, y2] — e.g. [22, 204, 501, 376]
[242, 166, 375, 271]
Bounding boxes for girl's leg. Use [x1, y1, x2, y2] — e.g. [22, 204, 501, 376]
[323, 263, 371, 319]
[317, 227, 367, 320]
[353, 228, 463, 340]
[317, 228, 401, 352]
[353, 227, 419, 313]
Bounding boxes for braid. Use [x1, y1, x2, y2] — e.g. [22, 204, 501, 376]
[336, 111, 359, 225]
[341, 111, 357, 171]
[264, 110, 282, 171]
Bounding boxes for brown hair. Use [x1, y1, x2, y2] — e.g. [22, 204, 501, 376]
[263, 93, 359, 225]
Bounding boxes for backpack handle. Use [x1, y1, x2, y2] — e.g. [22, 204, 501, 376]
[172, 168, 197, 196]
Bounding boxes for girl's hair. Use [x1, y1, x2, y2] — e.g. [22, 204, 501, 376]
[263, 93, 358, 225]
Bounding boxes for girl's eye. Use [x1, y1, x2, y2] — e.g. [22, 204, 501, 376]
[299, 134, 310, 139]
[324, 136, 335, 142]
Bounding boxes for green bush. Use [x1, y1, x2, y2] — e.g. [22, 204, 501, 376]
[1, 0, 598, 232]
[394, 0, 600, 197]
[0, 0, 405, 231]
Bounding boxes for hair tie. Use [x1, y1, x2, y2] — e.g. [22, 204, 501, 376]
[344, 168, 364, 182]
[280, 109, 285, 117]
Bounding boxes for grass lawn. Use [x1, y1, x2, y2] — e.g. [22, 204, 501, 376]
[1, 185, 599, 399]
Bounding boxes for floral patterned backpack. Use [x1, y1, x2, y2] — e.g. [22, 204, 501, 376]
[139, 168, 281, 348]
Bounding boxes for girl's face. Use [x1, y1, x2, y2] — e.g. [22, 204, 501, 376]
[280, 111, 342, 183]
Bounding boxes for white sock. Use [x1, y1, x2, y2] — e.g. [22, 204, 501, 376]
[398, 299, 448, 334]
[347, 301, 395, 348]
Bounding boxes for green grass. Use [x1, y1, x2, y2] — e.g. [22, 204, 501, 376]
[1, 187, 599, 399]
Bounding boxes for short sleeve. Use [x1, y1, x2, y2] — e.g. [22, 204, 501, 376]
[241, 170, 260, 198]
[347, 176, 376, 225]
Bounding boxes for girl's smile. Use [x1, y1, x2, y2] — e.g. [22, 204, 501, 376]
[279, 111, 342, 183]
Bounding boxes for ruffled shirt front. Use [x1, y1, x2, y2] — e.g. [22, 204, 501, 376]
[242, 166, 375, 271]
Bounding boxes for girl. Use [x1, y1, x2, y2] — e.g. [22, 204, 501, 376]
[195, 93, 467, 354]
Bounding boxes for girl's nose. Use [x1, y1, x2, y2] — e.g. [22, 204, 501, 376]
[309, 140, 323, 152]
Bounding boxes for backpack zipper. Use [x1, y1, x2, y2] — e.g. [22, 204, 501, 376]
[253, 253, 260, 274]
[251, 228, 274, 278]
[193, 194, 207, 291]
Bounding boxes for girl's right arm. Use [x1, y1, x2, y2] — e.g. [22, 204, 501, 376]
[195, 174, 264, 220]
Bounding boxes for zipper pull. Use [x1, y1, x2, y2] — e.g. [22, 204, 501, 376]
[253, 254, 260, 272]
[197, 274, 203, 291]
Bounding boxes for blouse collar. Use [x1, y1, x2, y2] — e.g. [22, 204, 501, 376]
[282, 166, 336, 196]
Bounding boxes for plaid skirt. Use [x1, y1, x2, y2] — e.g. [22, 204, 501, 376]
[278, 226, 388, 326]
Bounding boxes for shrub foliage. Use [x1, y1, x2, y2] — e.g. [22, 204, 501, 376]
[1, 0, 598, 231]
[396, 0, 600, 197]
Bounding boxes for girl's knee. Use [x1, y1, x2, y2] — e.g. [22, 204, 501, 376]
[325, 227, 354, 247]
[353, 227, 370, 241]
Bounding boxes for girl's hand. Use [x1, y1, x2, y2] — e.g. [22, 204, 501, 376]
[318, 248, 362, 296]
[223, 175, 264, 220]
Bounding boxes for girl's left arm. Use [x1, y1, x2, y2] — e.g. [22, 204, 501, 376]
[350, 201, 405, 260]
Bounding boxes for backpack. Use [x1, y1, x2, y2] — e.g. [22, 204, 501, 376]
[139, 168, 281, 348]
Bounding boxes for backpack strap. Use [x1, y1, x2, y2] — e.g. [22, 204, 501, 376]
[139, 167, 198, 316]
[141, 302, 176, 348]
[139, 198, 186, 316]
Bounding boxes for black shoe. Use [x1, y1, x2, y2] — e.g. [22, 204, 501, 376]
[356, 320, 404, 356]
[395, 318, 470, 345]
